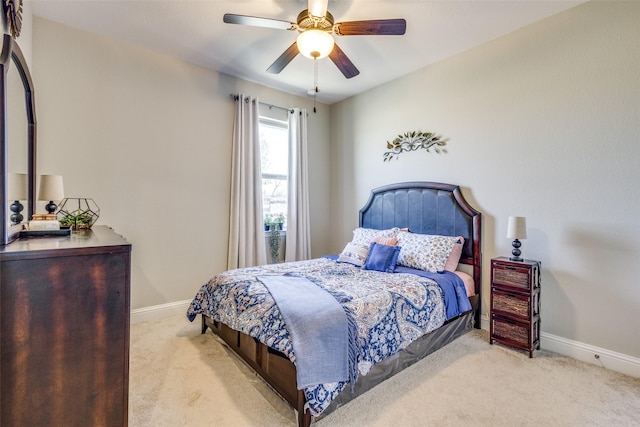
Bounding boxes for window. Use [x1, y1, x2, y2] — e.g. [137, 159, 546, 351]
[259, 117, 288, 229]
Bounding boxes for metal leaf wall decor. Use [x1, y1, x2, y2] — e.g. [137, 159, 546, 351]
[383, 130, 447, 162]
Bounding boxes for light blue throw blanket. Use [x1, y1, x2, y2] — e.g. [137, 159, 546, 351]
[256, 274, 357, 389]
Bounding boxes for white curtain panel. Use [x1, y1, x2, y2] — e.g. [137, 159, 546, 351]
[227, 94, 267, 269]
[285, 108, 311, 262]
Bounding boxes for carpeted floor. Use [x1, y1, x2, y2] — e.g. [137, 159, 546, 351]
[129, 314, 640, 426]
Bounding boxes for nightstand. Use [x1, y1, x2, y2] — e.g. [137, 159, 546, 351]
[490, 257, 541, 357]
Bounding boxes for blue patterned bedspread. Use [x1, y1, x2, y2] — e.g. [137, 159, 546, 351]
[186, 257, 453, 416]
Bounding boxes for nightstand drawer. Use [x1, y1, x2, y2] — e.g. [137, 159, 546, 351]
[492, 290, 532, 319]
[492, 264, 531, 290]
[491, 315, 539, 349]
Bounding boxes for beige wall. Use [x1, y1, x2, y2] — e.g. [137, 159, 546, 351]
[32, 18, 332, 310]
[330, 1, 640, 358]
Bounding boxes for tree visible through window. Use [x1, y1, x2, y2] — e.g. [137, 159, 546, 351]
[259, 117, 288, 230]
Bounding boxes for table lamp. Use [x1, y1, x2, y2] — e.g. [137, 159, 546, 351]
[507, 216, 527, 262]
[38, 174, 65, 214]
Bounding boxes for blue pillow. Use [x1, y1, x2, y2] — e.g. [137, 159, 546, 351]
[362, 242, 401, 273]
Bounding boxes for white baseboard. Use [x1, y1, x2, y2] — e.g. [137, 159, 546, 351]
[480, 314, 639, 378]
[130, 299, 191, 324]
[540, 332, 640, 378]
[480, 314, 490, 331]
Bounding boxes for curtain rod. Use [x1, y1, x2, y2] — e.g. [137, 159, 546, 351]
[229, 94, 294, 114]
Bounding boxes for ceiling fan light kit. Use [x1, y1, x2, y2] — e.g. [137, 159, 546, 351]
[223, 0, 406, 81]
[297, 29, 334, 59]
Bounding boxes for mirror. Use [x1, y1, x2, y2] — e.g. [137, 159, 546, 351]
[1, 34, 37, 245]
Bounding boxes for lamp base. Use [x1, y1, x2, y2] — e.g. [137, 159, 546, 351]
[10, 200, 24, 225]
[45, 201, 58, 214]
[510, 239, 523, 262]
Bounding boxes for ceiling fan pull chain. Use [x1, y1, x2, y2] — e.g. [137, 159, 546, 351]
[313, 58, 319, 113]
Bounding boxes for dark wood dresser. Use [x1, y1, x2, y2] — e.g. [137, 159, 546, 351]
[490, 257, 541, 357]
[0, 225, 131, 426]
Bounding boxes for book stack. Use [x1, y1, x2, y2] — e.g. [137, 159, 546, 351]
[29, 214, 61, 230]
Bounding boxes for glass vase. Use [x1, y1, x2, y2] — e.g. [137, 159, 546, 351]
[56, 198, 100, 230]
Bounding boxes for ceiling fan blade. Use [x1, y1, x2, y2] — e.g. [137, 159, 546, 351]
[223, 14, 296, 31]
[334, 19, 407, 36]
[328, 43, 359, 79]
[267, 42, 300, 74]
[308, 0, 329, 18]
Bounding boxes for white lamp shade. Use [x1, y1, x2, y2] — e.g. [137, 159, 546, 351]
[38, 174, 65, 201]
[297, 29, 334, 59]
[507, 216, 527, 239]
[8, 173, 28, 200]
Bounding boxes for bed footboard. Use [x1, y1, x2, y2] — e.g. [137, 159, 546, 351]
[202, 315, 311, 427]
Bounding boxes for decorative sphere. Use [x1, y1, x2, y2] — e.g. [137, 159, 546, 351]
[10, 212, 24, 224]
[10, 202, 23, 214]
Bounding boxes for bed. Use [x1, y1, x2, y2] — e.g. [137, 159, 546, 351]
[187, 181, 482, 426]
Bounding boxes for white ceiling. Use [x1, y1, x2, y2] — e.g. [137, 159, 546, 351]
[29, 0, 585, 105]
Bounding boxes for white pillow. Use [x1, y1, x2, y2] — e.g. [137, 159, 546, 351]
[337, 241, 369, 266]
[396, 231, 459, 272]
[337, 228, 401, 267]
[351, 227, 400, 246]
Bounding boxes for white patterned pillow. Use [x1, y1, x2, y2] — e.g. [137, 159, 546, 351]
[396, 232, 460, 272]
[351, 227, 400, 247]
[337, 241, 370, 266]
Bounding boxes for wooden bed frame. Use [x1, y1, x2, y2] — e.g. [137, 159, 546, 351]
[201, 182, 482, 426]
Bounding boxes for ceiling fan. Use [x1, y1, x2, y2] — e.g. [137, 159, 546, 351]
[223, 0, 406, 79]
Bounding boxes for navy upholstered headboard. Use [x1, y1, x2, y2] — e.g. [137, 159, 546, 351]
[359, 182, 482, 296]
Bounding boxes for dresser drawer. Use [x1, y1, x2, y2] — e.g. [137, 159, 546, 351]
[491, 315, 539, 349]
[492, 264, 531, 290]
[492, 289, 536, 321]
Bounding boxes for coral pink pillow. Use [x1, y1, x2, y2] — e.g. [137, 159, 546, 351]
[373, 236, 398, 246]
[444, 237, 465, 272]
